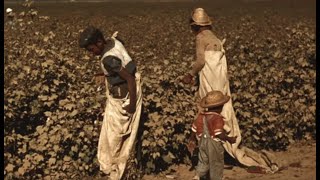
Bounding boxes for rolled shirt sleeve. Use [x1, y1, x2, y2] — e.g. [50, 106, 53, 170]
[102, 55, 122, 74]
[192, 124, 197, 132]
[192, 114, 204, 134]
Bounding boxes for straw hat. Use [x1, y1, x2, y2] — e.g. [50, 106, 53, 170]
[200, 90, 230, 108]
[190, 8, 212, 26]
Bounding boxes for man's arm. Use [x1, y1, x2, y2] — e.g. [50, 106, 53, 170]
[216, 131, 237, 144]
[117, 68, 137, 114]
[187, 131, 197, 155]
[189, 36, 206, 76]
[187, 114, 203, 154]
[182, 36, 206, 84]
[214, 117, 237, 143]
[102, 56, 137, 114]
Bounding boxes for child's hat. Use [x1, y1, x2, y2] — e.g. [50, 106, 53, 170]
[200, 90, 230, 108]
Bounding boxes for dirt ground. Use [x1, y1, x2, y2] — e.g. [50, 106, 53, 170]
[142, 141, 316, 180]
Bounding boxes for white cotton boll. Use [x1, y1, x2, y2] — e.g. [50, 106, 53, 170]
[6, 8, 13, 13]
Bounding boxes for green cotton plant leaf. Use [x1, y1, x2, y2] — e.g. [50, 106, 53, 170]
[44, 111, 52, 117]
[48, 158, 56, 166]
[18, 144, 27, 154]
[18, 167, 26, 176]
[78, 152, 85, 158]
[59, 99, 69, 106]
[64, 103, 76, 111]
[53, 79, 60, 85]
[79, 132, 85, 137]
[22, 160, 31, 170]
[309, 105, 316, 113]
[69, 110, 78, 117]
[34, 154, 44, 163]
[253, 135, 260, 140]
[79, 98, 86, 105]
[71, 146, 78, 153]
[48, 94, 58, 101]
[58, 111, 68, 119]
[146, 161, 155, 170]
[5, 164, 15, 173]
[168, 151, 175, 159]
[38, 95, 48, 101]
[36, 126, 44, 134]
[149, 112, 161, 122]
[44, 101, 55, 107]
[23, 66, 31, 73]
[242, 112, 251, 118]
[142, 140, 150, 148]
[53, 145, 60, 152]
[162, 154, 172, 163]
[253, 117, 262, 124]
[152, 152, 160, 159]
[156, 139, 165, 146]
[63, 156, 71, 162]
[234, 80, 241, 87]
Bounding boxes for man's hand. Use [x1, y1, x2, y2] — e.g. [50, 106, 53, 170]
[124, 104, 136, 114]
[182, 73, 193, 84]
[187, 140, 196, 155]
[94, 75, 105, 85]
[227, 136, 237, 144]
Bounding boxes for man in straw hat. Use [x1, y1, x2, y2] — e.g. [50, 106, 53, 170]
[188, 90, 237, 180]
[183, 8, 279, 174]
[79, 26, 142, 180]
[182, 7, 222, 85]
